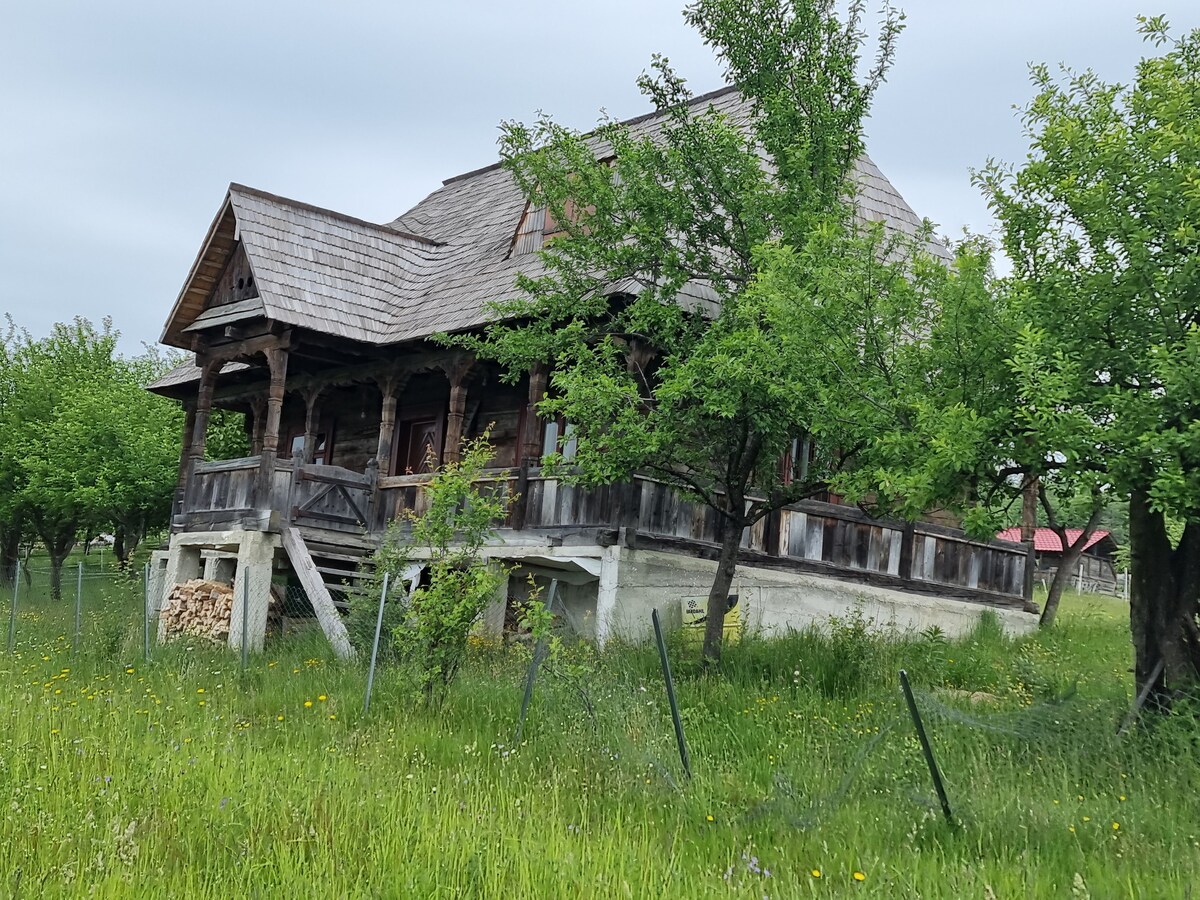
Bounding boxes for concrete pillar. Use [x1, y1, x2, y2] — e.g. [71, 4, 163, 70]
[158, 538, 203, 642]
[149, 551, 170, 615]
[594, 545, 621, 648]
[229, 531, 277, 654]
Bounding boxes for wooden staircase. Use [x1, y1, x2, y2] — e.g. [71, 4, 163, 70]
[281, 527, 370, 660]
[302, 534, 377, 614]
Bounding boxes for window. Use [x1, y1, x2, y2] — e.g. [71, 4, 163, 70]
[289, 431, 330, 465]
[542, 419, 577, 463]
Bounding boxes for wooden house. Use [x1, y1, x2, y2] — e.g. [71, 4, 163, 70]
[148, 87, 1036, 658]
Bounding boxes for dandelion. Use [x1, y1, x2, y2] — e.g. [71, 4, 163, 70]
[276, 715, 284, 721]
[196, 688, 205, 694]
[853, 871, 866, 882]
[304, 700, 314, 708]
[125, 668, 134, 674]
[705, 814, 714, 823]
[1082, 816, 1090, 822]
[1112, 822, 1120, 831]
[318, 695, 327, 702]
[811, 869, 821, 878]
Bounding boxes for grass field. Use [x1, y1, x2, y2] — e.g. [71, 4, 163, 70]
[1, 555, 1197, 898]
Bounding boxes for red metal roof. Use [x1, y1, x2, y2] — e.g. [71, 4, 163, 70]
[995, 527, 1112, 553]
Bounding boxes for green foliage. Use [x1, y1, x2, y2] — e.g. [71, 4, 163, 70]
[5, 576, 1200, 895]
[451, 0, 974, 661]
[372, 433, 510, 703]
[975, 21, 1200, 524]
[0, 318, 185, 593]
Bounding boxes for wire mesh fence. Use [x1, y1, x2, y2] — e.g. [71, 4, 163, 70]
[3, 557, 145, 662]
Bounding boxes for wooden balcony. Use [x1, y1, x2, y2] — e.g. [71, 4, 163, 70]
[178, 459, 1031, 609]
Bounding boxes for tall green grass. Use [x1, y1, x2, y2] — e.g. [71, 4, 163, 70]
[0, 565, 1195, 898]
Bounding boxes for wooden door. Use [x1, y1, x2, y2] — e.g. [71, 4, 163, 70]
[394, 415, 443, 475]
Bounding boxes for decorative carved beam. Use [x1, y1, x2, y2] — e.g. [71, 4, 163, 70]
[256, 347, 290, 502]
[248, 396, 267, 455]
[302, 386, 324, 464]
[374, 372, 410, 477]
[441, 356, 476, 466]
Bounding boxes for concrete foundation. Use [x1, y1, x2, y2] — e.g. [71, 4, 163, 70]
[158, 528, 281, 652]
[601, 548, 1038, 644]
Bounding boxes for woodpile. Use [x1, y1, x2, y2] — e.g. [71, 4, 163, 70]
[160, 579, 235, 643]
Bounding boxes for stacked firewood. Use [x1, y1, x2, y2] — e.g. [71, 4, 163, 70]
[160, 579, 236, 643]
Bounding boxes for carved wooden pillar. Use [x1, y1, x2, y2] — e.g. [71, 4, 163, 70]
[442, 359, 474, 466]
[176, 402, 196, 492]
[182, 359, 219, 515]
[302, 386, 323, 463]
[189, 359, 220, 471]
[256, 348, 289, 505]
[521, 363, 549, 466]
[375, 374, 405, 476]
[249, 396, 267, 456]
[513, 362, 549, 531]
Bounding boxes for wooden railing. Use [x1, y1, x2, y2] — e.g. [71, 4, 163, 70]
[183, 456, 262, 521]
[180, 460, 1027, 602]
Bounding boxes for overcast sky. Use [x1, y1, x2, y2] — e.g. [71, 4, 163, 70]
[2, 1, 1196, 352]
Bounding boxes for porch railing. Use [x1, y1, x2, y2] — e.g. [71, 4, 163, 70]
[181, 460, 1027, 603]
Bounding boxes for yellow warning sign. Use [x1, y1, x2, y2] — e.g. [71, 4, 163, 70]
[682, 594, 742, 643]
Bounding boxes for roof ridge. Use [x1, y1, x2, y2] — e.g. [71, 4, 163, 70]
[228, 183, 444, 247]
[439, 84, 738, 187]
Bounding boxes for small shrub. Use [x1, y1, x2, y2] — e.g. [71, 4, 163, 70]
[371, 432, 510, 705]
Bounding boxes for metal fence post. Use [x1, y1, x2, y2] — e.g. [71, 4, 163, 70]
[6, 560, 19, 653]
[143, 562, 151, 662]
[652, 607, 692, 780]
[364, 572, 390, 714]
[514, 579, 558, 743]
[240, 574, 250, 673]
[73, 562, 83, 654]
[899, 669, 953, 824]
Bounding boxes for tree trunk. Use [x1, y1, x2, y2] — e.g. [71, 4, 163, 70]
[113, 525, 127, 569]
[701, 516, 743, 666]
[48, 549, 68, 602]
[0, 525, 19, 588]
[1039, 506, 1104, 628]
[1128, 488, 1200, 712]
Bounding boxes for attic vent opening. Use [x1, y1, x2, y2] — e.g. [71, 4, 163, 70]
[237, 278, 245, 291]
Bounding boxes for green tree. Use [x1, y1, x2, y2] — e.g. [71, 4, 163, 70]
[372, 433, 509, 704]
[3, 319, 186, 595]
[977, 18, 1200, 706]
[462, 0, 939, 664]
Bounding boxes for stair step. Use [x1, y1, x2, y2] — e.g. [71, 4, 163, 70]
[314, 565, 370, 580]
[308, 548, 375, 566]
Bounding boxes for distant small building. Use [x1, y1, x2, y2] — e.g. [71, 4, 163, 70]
[995, 528, 1119, 593]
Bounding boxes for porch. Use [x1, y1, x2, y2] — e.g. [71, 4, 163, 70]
[177, 456, 1034, 612]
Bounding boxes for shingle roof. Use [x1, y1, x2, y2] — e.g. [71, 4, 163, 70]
[163, 86, 950, 356]
[994, 528, 1115, 553]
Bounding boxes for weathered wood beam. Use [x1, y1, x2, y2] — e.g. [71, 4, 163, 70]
[302, 386, 324, 464]
[248, 396, 266, 456]
[196, 329, 294, 366]
[374, 373, 409, 477]
[281, 528, 355, 661]
[513, 362, 550, 531]
[208, 350, 468, 405]
[256, 348, 289, 501]
[441, 356, 475, 465]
